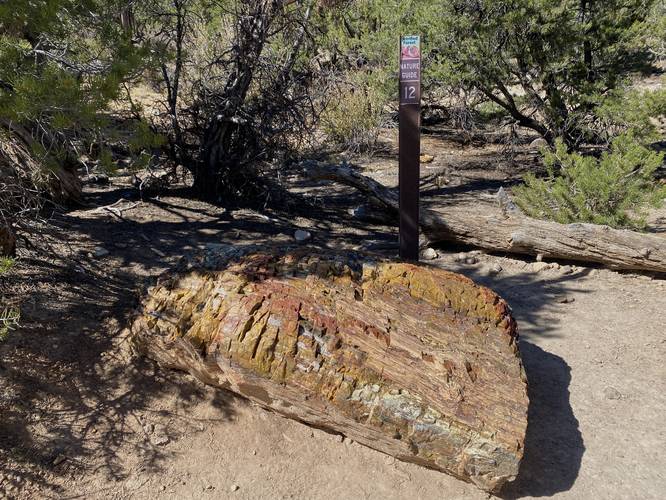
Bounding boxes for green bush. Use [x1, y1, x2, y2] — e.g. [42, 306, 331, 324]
[514, 135, 666, 229]
[0, 256, 18, 341]
[322, 78, 387, 152]
[0, 307, 19, 341]
[0, 256, 13, 274]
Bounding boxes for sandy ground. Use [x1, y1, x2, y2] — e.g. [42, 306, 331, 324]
[1, 134, 665, 499]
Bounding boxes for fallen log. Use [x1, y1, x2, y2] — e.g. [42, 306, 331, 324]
[303, 161, 666, 273]
[130, 246, 528, 493]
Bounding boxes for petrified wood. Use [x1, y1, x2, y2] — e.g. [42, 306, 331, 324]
[129, 246, 528, 492]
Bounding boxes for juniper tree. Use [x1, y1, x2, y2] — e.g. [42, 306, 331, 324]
[0, 0, 146, 244]
[327, 0, 660, 147]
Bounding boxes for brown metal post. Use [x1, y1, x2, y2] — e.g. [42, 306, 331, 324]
[399, 35, 421, 261]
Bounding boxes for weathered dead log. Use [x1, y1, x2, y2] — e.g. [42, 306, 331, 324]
[130, 246, 528, 492]
[303, 161, 666, 273]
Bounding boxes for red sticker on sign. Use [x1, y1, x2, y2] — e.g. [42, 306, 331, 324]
[400, 36, 421, 105]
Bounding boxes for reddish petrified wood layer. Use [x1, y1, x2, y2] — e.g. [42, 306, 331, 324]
[129, 246, 528, 492]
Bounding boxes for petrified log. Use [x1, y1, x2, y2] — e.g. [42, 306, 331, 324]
[130, 246, 528, 492]
[303, 161, 666, 273]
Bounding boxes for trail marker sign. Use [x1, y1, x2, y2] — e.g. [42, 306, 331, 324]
[399, 35, 421, 261]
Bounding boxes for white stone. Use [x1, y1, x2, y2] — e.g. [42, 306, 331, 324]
[294, 230, 312, 242]
[422, 248, 438, 260]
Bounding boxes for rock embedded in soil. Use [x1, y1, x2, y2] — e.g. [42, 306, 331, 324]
[422, 247, 438, 260]
[293, 229, 312, 242]
[129, 246, 529, 493]
[532, 262, 551, 272]
[488, 263, 503, 275]
[92, 246, 110, 258]
[604, 387, 622, 400]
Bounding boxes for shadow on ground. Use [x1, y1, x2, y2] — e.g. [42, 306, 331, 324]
[439, 260, 587, 495]
[501, 342, 584, 498]
[1, 173, 587, 496]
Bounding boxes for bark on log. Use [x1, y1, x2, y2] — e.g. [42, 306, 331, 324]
[130, 246, 528, 493]
[303, 161, 666, 273]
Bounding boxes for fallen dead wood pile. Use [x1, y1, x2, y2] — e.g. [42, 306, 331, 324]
[303, 161, 666, 273]
[0, 121, 82, 255]
[129, 246, 528, 493]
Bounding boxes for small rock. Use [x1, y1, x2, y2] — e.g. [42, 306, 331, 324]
[294, 229, 312, 242]
[92, 247, 110, 258]
[143, 423, 154, 435]
[532, 262, 551, 272]
[422, 248, 438, 260]
[455, 252, 467, 262]
[420, 154, 435, 163]
[335, 434, 344, 443]
[230, 484, 240, 492]
[150, 426, 170, 446]
[465, 256, 478, 265]
[604, 387, 622, 400]
[53, 454, 67, 466]
[151, 434, 169, 446]
[529, 138, 549, 149]
[639, 248, 651, 259]
[85, 173, 110, 185]
[560, 265, 573, 275]
[536, 253, 544, 262]
[350, 206, 367, 219]
[550, 262, 561, 270]
[488, 263, 503, 275]
[556, 295, 576, 304]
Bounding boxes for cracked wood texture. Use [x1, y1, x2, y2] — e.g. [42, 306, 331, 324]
[129, 247, 528, 492]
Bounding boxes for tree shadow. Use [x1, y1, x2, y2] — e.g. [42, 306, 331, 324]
[2, 171, 591, 496]
[0, 200, 242, 495]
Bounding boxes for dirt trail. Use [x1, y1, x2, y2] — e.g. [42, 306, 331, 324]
[1, 135, 665, 499]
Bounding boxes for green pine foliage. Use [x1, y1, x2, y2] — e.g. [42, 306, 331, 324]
[324, 0, 660, 146]
[0, 256, 13, 274]
[514, 136, 666, 229]
[0, 257, 17, 341]
[0, 1, 141, 128]
[0, 307, 19, 341]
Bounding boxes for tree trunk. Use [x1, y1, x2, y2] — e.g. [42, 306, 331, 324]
[195, 1, 279, 199]
[303, 161, 666, 273]
[0, 225, 15, 257]
[130, 246, 528, 493]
